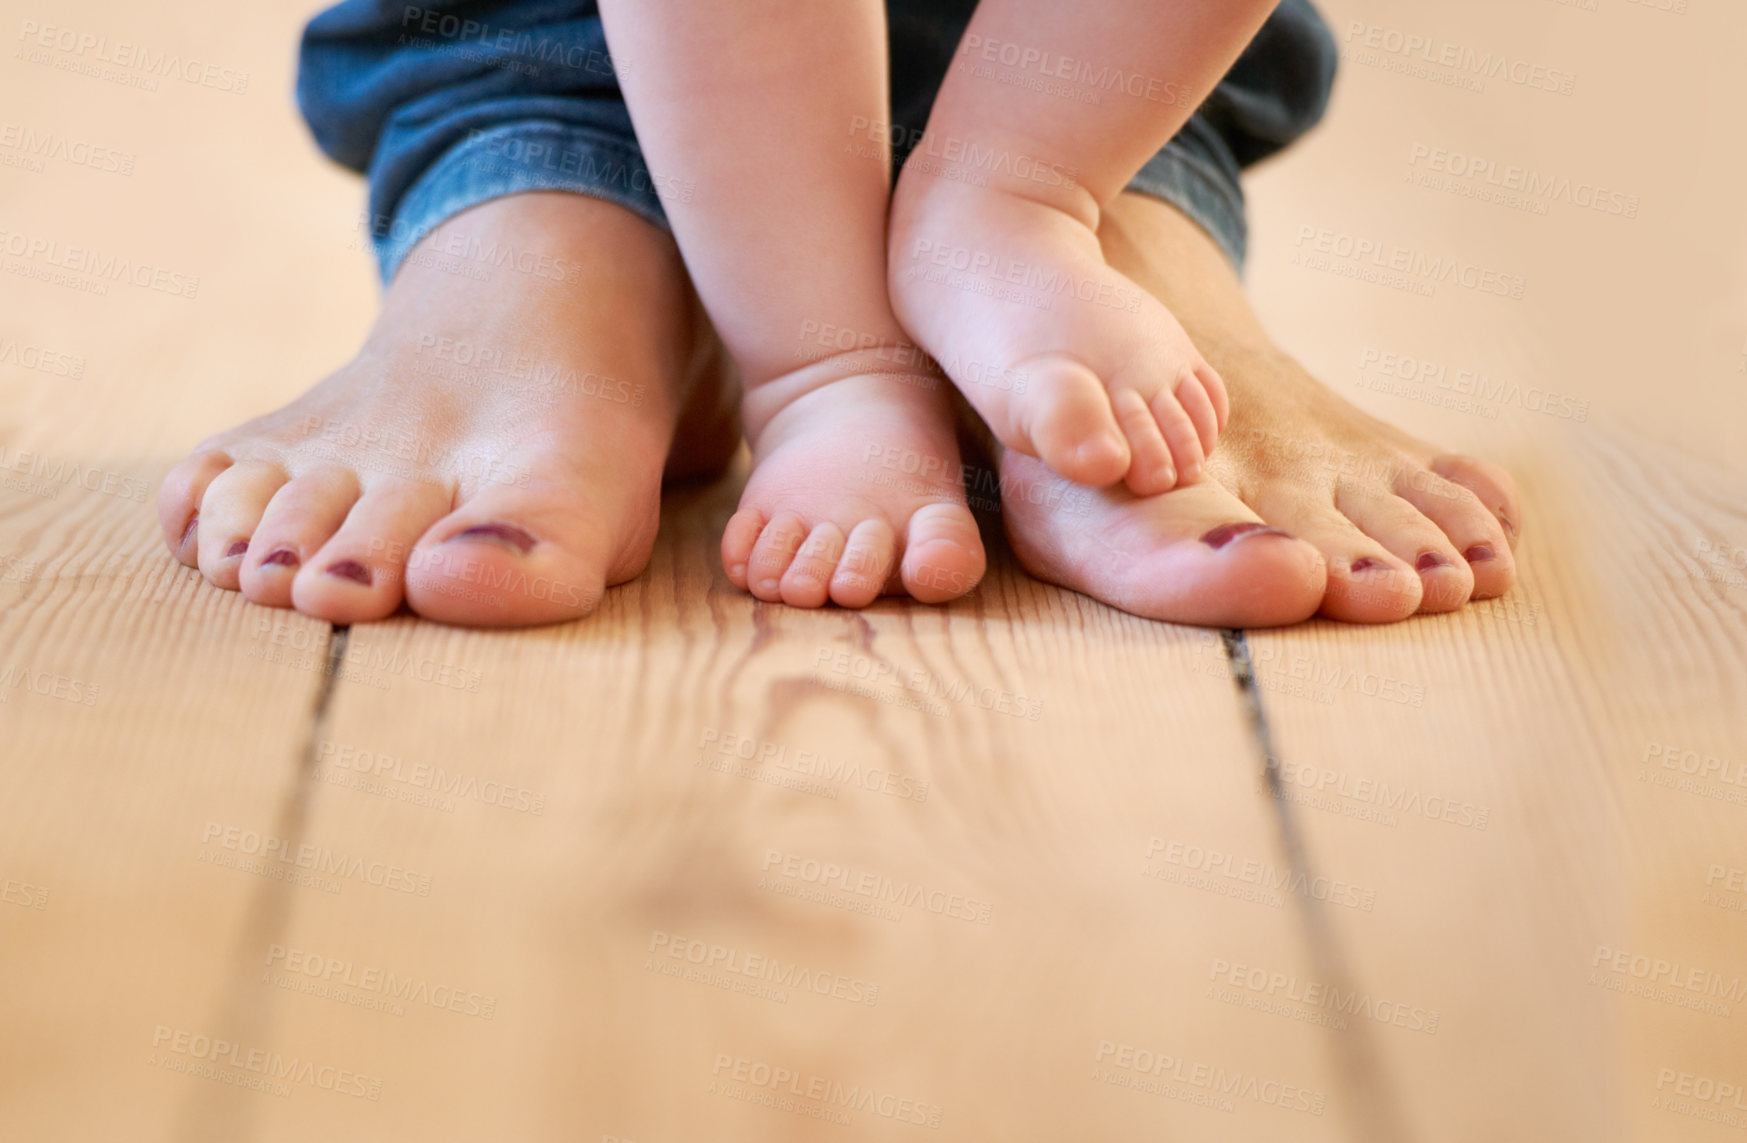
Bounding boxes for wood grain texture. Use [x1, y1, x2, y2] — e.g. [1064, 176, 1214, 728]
[249, 478, 1320, 1142]
[2, 0, 1743, 1140]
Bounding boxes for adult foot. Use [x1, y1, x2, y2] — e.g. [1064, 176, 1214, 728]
[157, 192, 736, 626]
[721, 355, 985, 608]
[888, 156, 1227, 496]
[998, 192, 1521, 627]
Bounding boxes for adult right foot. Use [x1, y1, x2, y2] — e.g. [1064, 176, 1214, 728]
[997, 192, 1522, 627]
[157, 192, 736, 626]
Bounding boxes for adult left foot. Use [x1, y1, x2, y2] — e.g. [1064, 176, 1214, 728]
[997, 192, 1522, 627]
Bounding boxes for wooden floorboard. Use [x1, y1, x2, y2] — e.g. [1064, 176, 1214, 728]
[3, 0, 1744, 1140]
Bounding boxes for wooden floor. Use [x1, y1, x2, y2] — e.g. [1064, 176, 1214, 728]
[3, 1, 1745, 1140]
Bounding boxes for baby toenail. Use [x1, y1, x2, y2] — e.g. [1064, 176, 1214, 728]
[1200, 522, 1292, 550]
[1350, 557, 1385, 574]
[1463, 544, 1496, 563]
[1496, 508, 1517, 542]
[225, 540, 248, 558]
[326, 560, 372, 586]
[758, 578, 779, 594]
[180, 515, 199, 548]
[262, 548, 300, 568]
[1416, 551, 1450, 571]
[450, 523, 537, 554]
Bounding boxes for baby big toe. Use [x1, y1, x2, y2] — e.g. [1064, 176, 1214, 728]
[1013, 356, 1129, 487]
[899, 503, 985, 604]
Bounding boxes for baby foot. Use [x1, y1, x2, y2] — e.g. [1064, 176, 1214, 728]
[157, 193, 736, 626]
[888, 161, 1226, 496]
[721, 355, 985, 608]
[997, 191, 1521, 627]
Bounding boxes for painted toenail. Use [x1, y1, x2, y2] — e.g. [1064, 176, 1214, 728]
[1200, 522, 1292, 550]
[180, 515, 199, 548]
[262, 548, 299, 568]
[1350, 557, 1385, 573]
[1416, 551, 1450, 572]
[450, 523, 537, 554]
[325, 560, 372, 586]
[225, 540, 248, 558]
[1463, 544, 1495, 563]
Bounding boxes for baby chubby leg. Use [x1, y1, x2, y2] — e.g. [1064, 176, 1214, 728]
[599, 0, 985, 606]
[889, 0, 1276, 495]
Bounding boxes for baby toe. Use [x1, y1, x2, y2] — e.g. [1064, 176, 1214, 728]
[900, 502, 985, 604]
[830, 518, 897, 609]
[746, 512, 809, 602]
[780, 523, 847, 609]
[1113, 387, 1176, 496]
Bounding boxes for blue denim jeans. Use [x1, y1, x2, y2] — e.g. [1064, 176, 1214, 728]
[297, 0, 1337, 281]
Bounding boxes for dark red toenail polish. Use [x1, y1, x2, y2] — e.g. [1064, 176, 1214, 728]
[1350, 557, 1385, 573]
[180, 515, 198, 548]
[1200, 522, 1292, 550]
[262, 548, 299, 568]
[1463, 544, 1495, 563]
[1416, 551, 1450, 572]
[326, 560, 372, 586]
[225, 540, 248, 558]
[451, 523, 536, 554]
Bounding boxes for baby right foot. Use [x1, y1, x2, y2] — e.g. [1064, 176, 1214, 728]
[888, 152, 1227, 496]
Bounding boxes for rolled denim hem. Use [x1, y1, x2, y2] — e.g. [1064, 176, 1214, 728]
[376, 120, 669, 282]
[1125, 144, 1249, 272]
